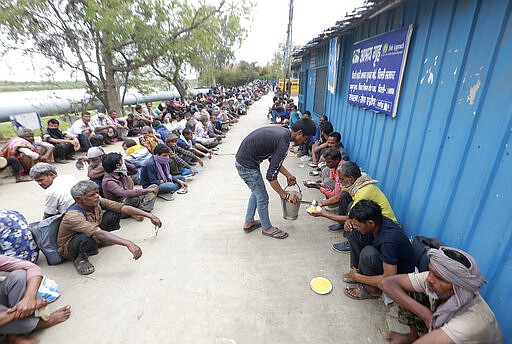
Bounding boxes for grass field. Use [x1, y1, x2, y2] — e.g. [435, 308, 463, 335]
[0, 115, 72, 139]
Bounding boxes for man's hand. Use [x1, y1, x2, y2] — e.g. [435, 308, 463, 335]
[286, 175, 297, 186]
[13, 296, 47, 319]
[178, 180, 188, 188]
[287, 193, 300, 204]
[149, 215, 162, 228]
[307, 210, 323, 217]
[197, 159, 204, 167]
[344, 220, 354, 232]
[348, 267, 360, 282]
[149, 187, 159, 195]
[127, 242, 142, 260]
[190, 169, 196, 176]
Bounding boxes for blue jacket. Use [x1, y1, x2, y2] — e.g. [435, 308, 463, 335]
[140, 156, 179, 188]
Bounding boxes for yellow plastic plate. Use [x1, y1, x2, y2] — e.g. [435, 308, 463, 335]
[310, 277, 333, 295]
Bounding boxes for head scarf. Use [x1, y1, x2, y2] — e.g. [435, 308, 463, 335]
[427, 246, 486, 331]
[341, 172, 378, 197]
[154, 155, 172, 182]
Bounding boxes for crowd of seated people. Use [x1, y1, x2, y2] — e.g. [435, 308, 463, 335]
[0, 81, 271, 342]
[268, 91, 503, 343]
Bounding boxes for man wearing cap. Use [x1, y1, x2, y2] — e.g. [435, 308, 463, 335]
[29, 163, 79, 219]
[69, 112, 104, 151]
[235, 118, 316, 239]
[380, 246, 503, 343]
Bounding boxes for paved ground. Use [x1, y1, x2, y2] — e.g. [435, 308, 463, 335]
[0, 94, 406, 343]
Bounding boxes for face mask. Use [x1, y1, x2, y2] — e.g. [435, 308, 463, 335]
[114, 162, 128, 176]
[98, 114, 106, 119]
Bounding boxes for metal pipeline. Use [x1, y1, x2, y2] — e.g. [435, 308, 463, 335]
[0, 88, 210, 122]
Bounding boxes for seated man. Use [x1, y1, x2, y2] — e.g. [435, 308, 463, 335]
[178, 128, 212, 159]
[0, 156, 31, 183]
[342, 200, 415, 300]
[89, 107, 118, 144]
[314, 162, 398, 249]
[101, 152, 158, 216]
[43, 118, 79, 162]
[1, 129, 51, 178]
[310, 121, 333, 167]
[0, 254, 71, 344]
[140, 144, 187, 201]
[58, 180, 162, 275]
[139, 126, 162, 154]
[152, 120, 171, 142]
[380, 247, 503, 344]
[69, 112, 103, 151]
[122, 139, 152, 182]
[207, 114, 226, 141]
[165, 134, 201, 177]
[29, 163, 79, 219]
[303, 148, 343, 199]
[192, 117, 218, 149]
[107, 110, 130, 140]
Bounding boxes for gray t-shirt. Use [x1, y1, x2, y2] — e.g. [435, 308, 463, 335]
[236, 126, 291, 181]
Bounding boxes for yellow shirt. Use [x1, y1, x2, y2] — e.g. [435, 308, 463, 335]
[125, 144, 143, 157]
[352, 184, 397, 223]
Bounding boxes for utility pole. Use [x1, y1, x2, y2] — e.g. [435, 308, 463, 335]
[284, 0, 294, 87]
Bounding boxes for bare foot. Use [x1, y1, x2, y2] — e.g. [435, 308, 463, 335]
[5, 334, 39, 344]
[35, 306, 71, 330]
[385, 331, 416, 344]
[15, 176, 32, 183]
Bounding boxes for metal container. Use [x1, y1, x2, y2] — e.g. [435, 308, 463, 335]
[281, 184, 302, 220]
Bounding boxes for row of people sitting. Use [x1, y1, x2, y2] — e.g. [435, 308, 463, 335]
[289, 100, 503, 342]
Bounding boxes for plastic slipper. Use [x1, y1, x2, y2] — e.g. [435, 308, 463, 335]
[262, 228, 288, 239]
[243, 221, 262, 233]
[344, 285, 379, 300]
[74, 258, 95, 275]
[177, 187, 188, 194]
[309, 162, 318, 167]
[309, 171, 320, 176]
[157, 193, 175, 201]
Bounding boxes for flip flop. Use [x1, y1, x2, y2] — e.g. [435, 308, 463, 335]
[74, 258, 95, 275]
[157, 193, 175, 201]
[243, 221, 262, 233]
[344, 284, 379, 300]
[262, 228, 288, 239]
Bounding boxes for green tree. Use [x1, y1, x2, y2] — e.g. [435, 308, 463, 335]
[0, 0, 238, 112]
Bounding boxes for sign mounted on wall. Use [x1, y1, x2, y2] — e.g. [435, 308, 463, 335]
[348, 25, 413, 117]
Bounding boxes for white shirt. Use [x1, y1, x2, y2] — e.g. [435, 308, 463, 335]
[70, 119, 94, 136]
[44, 175, 79, 215]
[89, 114, 113, 130]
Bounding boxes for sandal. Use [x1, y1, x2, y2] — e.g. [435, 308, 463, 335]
[74, 257, 95, 275]
[262, 228, 288, 239]
[344, 284, 379, 300]
[243, 221, 262, 233]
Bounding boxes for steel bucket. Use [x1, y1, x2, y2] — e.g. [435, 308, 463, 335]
[281, 184, 302, 220]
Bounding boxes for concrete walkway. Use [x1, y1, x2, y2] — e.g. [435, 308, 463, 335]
[0, 94, 402, 343]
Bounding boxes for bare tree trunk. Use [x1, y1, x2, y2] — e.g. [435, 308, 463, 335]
[103, 53, 122, 114]
[173, 75, 188, 100]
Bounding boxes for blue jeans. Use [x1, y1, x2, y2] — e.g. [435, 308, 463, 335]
[158, 176, 185, 194]
[236, 162, 272, 230]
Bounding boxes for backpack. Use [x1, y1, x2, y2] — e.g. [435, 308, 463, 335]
[411, 236, 444, 272]
[29, 205, 86, 265]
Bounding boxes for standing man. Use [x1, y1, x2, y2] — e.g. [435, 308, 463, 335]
[235, 118, 316, 239]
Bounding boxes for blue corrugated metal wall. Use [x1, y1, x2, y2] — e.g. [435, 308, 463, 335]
[299, 0, 512, 339]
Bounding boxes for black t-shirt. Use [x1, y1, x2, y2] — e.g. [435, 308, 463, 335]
[372, 217, 416, 274]
[236, 126, 291, 181]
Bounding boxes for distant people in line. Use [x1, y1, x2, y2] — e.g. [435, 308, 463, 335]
[29, 163, 79, 219]
[380, 246, 503, 343]
[235, 118, 316, 239]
